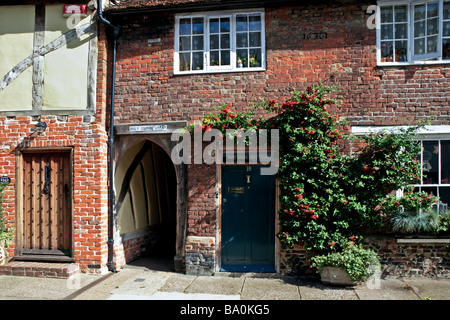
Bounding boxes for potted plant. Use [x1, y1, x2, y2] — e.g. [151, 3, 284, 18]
[311, 241, 381, 286]
[0, 183, 14, 265]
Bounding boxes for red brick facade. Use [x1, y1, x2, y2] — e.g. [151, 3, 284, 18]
[110, 2, 450, 127]
[0, 13, 110, 273]
[104, 1, 450, 276]
[1, 0, 449, 277]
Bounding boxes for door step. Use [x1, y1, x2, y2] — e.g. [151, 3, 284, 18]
[0, 261, 79, 279]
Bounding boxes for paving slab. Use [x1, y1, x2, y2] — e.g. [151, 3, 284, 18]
[108, 292, 240, 300]
[185, 275, 245, 296]
[400, 278, 450, 300]
[158, 273, 197, 293]
[108, 269, 172, 298]
[354, 278, 420, 300]
[297, 278, 359, 300]
[240, 277, 300, 300]
[0, 273, 100, 300]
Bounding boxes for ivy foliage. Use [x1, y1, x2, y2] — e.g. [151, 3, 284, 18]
[0, 182, 14, 256]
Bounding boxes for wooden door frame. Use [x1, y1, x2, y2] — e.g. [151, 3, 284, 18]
[15, 147, 75, 261]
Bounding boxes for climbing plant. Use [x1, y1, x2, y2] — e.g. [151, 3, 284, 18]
[190, 83, 435, 255]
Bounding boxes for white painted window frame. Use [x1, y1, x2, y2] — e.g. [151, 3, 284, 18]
[377, 0, 450, 66]
[174, 9, 266, 75]
[352, 125, 450, 210]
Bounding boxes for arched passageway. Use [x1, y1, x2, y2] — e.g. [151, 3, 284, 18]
[114, 139, 178, 270]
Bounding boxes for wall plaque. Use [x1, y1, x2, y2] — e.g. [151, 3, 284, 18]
[128, 125, 168, 133]
[302, 33, 327, 39]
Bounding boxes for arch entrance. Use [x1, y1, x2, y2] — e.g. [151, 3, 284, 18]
[113, 129, 186, 272]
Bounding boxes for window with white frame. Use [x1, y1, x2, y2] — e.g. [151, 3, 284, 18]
[377, 0, 450, 64]
[411, 139, 450, 212]
[174, 10, 265, 74]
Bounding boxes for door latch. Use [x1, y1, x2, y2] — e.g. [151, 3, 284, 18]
[246, 175, 251, 184]
[43, 165, 51, 194]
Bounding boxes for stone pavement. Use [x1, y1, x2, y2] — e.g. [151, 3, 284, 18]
[0, 261, 449, 301]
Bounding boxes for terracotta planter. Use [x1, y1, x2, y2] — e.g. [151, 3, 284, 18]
[320, 266, 361, 286]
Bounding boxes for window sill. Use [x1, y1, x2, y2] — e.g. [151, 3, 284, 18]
[377, 60, 450, 67]
[173, 67, 266, 76]
[396, 238, 450, 244]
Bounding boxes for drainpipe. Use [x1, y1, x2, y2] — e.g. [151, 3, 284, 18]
[97, 0, 120, 273]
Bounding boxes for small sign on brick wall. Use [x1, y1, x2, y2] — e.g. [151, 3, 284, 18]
[302, 33, 327, 39]
[129, 125, 168, 133]
[0, 176, 11, 184]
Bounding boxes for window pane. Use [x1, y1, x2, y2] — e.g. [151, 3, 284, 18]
[179, 52, 190, 71]
[236, 15, 248, 31]
[221, 50, 230, 65]
[237, 49, 248, 67]
[443, 39, 450, 59]
[221, 34, 230, 49]
[210, 34, 219, 49]
[415, 38, 425, 55]
[381, 24, 393, 40]
[381, 6, 393, 23]
[249, 32, 261, 47]
[441, 141, 450, 183]
[210, 51, 219, 66]
[438, 187, 450, 208]
[179, 36, 191, 51]
[249, 14, 261, 31]
[192, 18, 204, 34]
[210, 18, 219, 33]
[395, 23, 407, 39]
[428, 17, 438, 35]
[427, 2, 439, 18]
[445, 1, 450, 19]
[415, 21, 426, 37]
[192, 36, 203, 50]
[420, 186, 438, 199]
[422, 141, 439, 185]
[237, 32, 248, 48]
[395, 41, 408, 61]
[395, 5, 407, 22]
[192, 52, 203, 70]
[249, 48, 262, 67]
[415, 4, 426, 21]
[427, 35, 438, 52]
[381, 41, 393, 61]
[179, 19, 191, 35]
[444, 21, 450, 37]
[220, 18, 230, 32]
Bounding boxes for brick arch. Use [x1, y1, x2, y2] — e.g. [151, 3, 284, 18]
[112, 134, 187, 272]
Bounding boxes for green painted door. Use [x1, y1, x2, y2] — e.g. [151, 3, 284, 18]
[221, 165, 275, 272]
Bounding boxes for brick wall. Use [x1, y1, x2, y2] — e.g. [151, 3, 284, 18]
[185, 162, 217, 275]
[0, 24, 110, 274]
[280, 236, 450, 278]
[0, 115, 109, 273]
[111, 2, 450, 128]
[107, 2, 450, 275]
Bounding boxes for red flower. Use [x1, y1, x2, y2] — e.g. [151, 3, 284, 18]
[328, 242, 336, 247]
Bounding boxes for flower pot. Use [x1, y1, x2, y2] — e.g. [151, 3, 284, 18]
[320, 266, 360, 286]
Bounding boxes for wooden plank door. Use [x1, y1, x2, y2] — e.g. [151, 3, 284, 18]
[21, 151, 72, 257]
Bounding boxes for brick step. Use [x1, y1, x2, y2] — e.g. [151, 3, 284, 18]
[0, 261, 79, 278]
